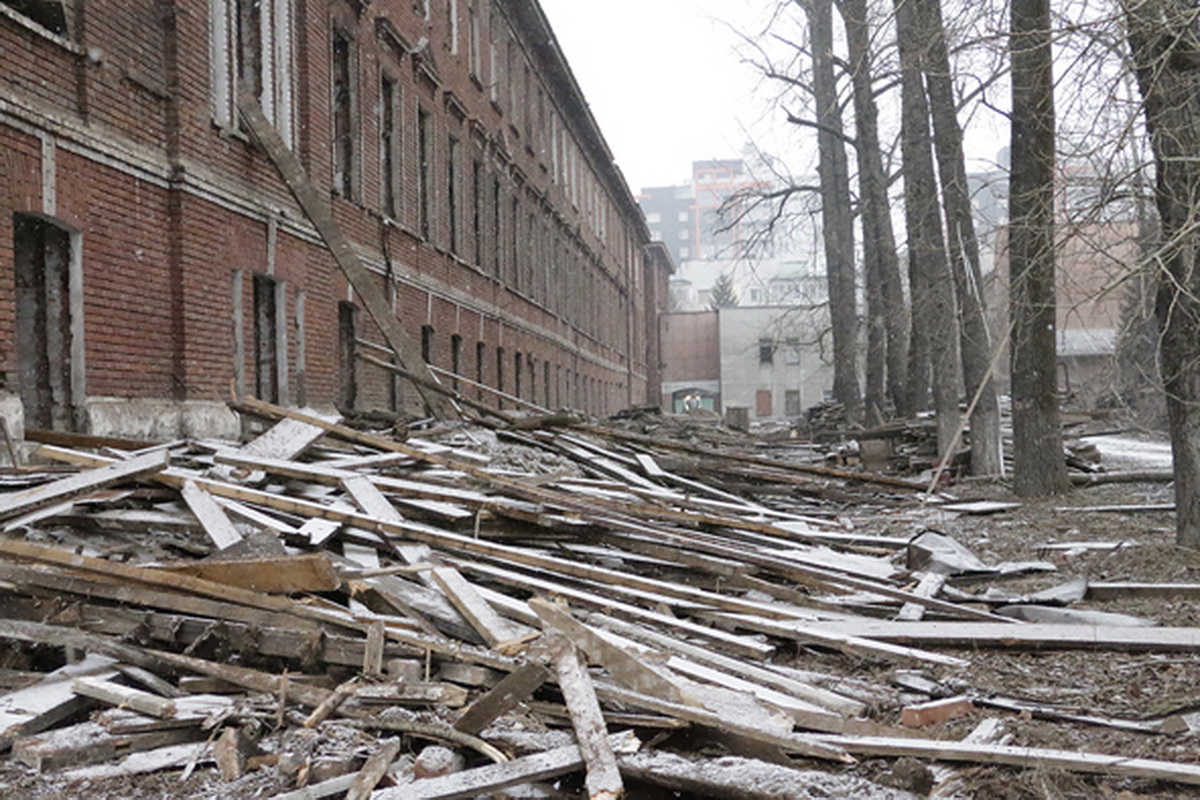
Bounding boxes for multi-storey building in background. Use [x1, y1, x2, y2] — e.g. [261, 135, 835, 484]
[640, 158, 768, 269]
[0, 0, 669, 439]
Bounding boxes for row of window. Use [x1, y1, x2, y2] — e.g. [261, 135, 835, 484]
[340, 304, 620, 414]
[208, 1, 637, 352]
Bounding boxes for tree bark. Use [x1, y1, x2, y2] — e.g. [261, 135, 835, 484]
[1122, 0, 1200, 545]
[807, 0, 863, 424]
[915, 0, 1003, 475]
[893, 0, 962, 459]
[1009, 0, 1071, 496]
[840, 0, 909, 422]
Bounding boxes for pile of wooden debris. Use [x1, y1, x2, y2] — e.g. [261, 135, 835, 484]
[0, 397, 1196, 799]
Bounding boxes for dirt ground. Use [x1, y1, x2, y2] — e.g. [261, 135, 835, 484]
[822, 474, 1200, 800]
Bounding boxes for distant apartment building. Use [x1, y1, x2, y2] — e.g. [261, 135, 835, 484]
[659, 305, 833, 421]
[0, 0, 670, 439]
[640, 159, 769, 268]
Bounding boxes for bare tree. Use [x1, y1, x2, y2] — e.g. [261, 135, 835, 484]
[915, 0, 1003, 475]
[894, 0, 963, 459]
[1009, 0, 1071, 496]
[1121, 0, 1200, 543]
[805, 0, 865, 424]
[839, 0, 910, 422]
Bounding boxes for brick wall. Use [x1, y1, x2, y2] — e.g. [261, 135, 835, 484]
[0, 0, 657, 435]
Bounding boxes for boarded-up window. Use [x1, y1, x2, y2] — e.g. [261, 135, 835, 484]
[755, 389, 773, 418]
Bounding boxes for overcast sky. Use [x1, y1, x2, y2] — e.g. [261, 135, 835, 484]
[538, 0, 784, 193]
[536, 1, 1010, 195]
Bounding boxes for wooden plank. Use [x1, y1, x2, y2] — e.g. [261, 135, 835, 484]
[1086, 582, 1200, 600]
[0, 563, 323, 633]
[236, 89, 456, 419]
[272, 757, 413, 800]
[588, 613, 864, 716]
[72, 677, 176, 719]
[0, 654, 117, 749]
[458, 558, 773, 659]
[301, 517, 342, 546]
[0, 619, 337, 710]
[13, 720, 204, 772]
[430, 566, 520, 648]
[530, 598, 690, 704]
[0, 538, 358, 635]
[705, 613, 969, 667]
[595, 683, 852, 764]
[896, 573, 947, 622]
[345, 737, 402, 800]
[801, 620, 1200, 652]
[60, 741, 212, 782]
[180, 479, 243, 549]
[372, 731, 641, 800]
[453, 663, 550, 735]
[147, 553, 340, 594]
[0, 449, 167, 521]
[240, 415, 331, 459]
[544, 634, 625, 800]
[813, 733, 1200, 786]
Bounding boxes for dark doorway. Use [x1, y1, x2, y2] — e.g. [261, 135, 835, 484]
[337, 301, 358, 410]
[13, 214, 75, 430]
[252, 273, 279, 403]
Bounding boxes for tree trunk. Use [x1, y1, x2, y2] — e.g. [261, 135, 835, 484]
[893, 0, 961, 460]
[1009, 0, 1071, 496]
[1122, 0, 1200, 545]
[808, 0, 863, 424]
[915, 0, 1003, 475]
[840, 0, 909, 422]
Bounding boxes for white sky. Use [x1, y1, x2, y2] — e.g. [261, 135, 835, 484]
[538, 0, 789, 193]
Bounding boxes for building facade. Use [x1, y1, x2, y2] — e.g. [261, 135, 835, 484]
[0, 0, 668, 439]
[660, 306, 834, 422]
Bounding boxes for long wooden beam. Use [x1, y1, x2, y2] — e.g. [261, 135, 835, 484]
[236, 89, 457, 420]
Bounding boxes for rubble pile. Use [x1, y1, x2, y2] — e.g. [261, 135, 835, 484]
[0, 398, 1195, 798]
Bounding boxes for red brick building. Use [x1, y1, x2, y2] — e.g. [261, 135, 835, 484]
[0, 0, 669, 439]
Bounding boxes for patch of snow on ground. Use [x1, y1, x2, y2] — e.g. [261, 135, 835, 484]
[1081, 434, 1174, 471]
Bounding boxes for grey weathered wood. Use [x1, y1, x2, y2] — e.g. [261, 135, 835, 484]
[0, 654, 117, 749]
[802, 620, 1200, 651]
[896, 572, 947, 621]
[705, 613, 969, 667]
[373, 731, 640, 800]
[531, 598, 690, 705]
[271, 757, 413, 800]
[72, 677, 176, 719]
[544, 634, 625, 800]
[814, 733, 1200, 786]
[180, 479, 243, 550]
[344, 737, 402, 800]
[430, 566, 520, 648]
[588, 613, 865, 716]
[240, 416, 331, 460]
[454, 663, 550, 735]
[0, 449, 167, 521]
[595, 683, 852, 764]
